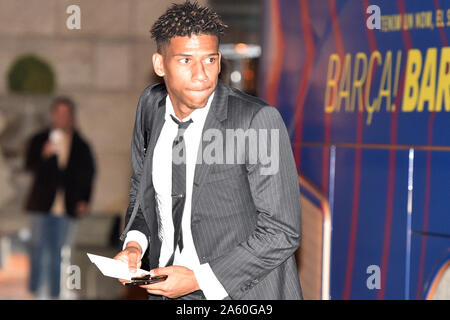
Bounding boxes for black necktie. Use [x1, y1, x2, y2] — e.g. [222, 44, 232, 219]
[166, 114, 193, 266]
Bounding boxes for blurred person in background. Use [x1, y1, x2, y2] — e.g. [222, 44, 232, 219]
[24, 97, 96, 299]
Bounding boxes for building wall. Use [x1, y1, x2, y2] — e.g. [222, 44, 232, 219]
[0, 0, 207, 228]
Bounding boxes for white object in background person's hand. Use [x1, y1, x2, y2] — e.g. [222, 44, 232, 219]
[49, 129, 64, 155]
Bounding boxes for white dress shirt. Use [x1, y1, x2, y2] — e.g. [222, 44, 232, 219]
[123, 92, 228, 300]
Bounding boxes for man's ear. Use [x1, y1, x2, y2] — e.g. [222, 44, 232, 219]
[152, 52, 165, 77]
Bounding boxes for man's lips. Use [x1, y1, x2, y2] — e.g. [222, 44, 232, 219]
[187, 87, 210, 92]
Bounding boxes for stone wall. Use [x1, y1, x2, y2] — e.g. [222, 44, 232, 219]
[0, 0, 207, 231]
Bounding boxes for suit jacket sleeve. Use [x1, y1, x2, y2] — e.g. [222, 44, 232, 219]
[123, 88, 152, 239]
[208, 106, 302, 299]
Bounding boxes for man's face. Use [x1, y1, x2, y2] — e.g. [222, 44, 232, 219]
[153, 34, 221, 115]
[51, 103, 74, 131]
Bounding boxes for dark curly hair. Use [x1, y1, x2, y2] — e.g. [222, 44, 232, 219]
[150, 1, 227, 53]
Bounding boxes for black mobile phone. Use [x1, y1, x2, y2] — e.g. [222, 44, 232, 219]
[124, 275, 168, 286]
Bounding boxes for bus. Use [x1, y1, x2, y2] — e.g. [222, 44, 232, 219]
[258, 0, 450, 300]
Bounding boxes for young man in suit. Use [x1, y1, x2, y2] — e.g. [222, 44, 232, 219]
[115, 1, 302, 300]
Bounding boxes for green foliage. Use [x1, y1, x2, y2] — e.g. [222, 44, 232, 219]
[7, 55, 55, 94]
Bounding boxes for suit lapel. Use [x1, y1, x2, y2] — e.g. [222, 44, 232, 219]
[146, 98, 166, 173]
[141, 87, 166, 220]
[191, 81, 229, 213]
[145, 95, 166, 269]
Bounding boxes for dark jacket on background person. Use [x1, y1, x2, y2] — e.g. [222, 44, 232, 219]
[24, 128, 95, 218]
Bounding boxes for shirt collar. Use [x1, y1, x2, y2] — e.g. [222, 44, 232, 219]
[165, 91, 215, 124]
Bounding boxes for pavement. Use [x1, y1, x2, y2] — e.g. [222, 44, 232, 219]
[0, 253, 34, 300]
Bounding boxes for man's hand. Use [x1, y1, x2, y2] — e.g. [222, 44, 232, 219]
[140, 266, 200, 299]
[114, 242, 143, 285]
[42, 141, 55, 159]
[75, 201, 89, 216]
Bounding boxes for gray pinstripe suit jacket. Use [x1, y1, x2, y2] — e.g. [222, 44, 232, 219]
[121, 81, 303, 300]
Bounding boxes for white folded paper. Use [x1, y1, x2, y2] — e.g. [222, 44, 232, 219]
[87, 253, 150, 280]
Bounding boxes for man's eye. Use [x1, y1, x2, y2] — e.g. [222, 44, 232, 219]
[180, 58, 190, 64]
[205, 57, 216, 64]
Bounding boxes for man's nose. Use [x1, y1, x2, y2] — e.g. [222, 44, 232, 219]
[191, 61, 207, 82]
